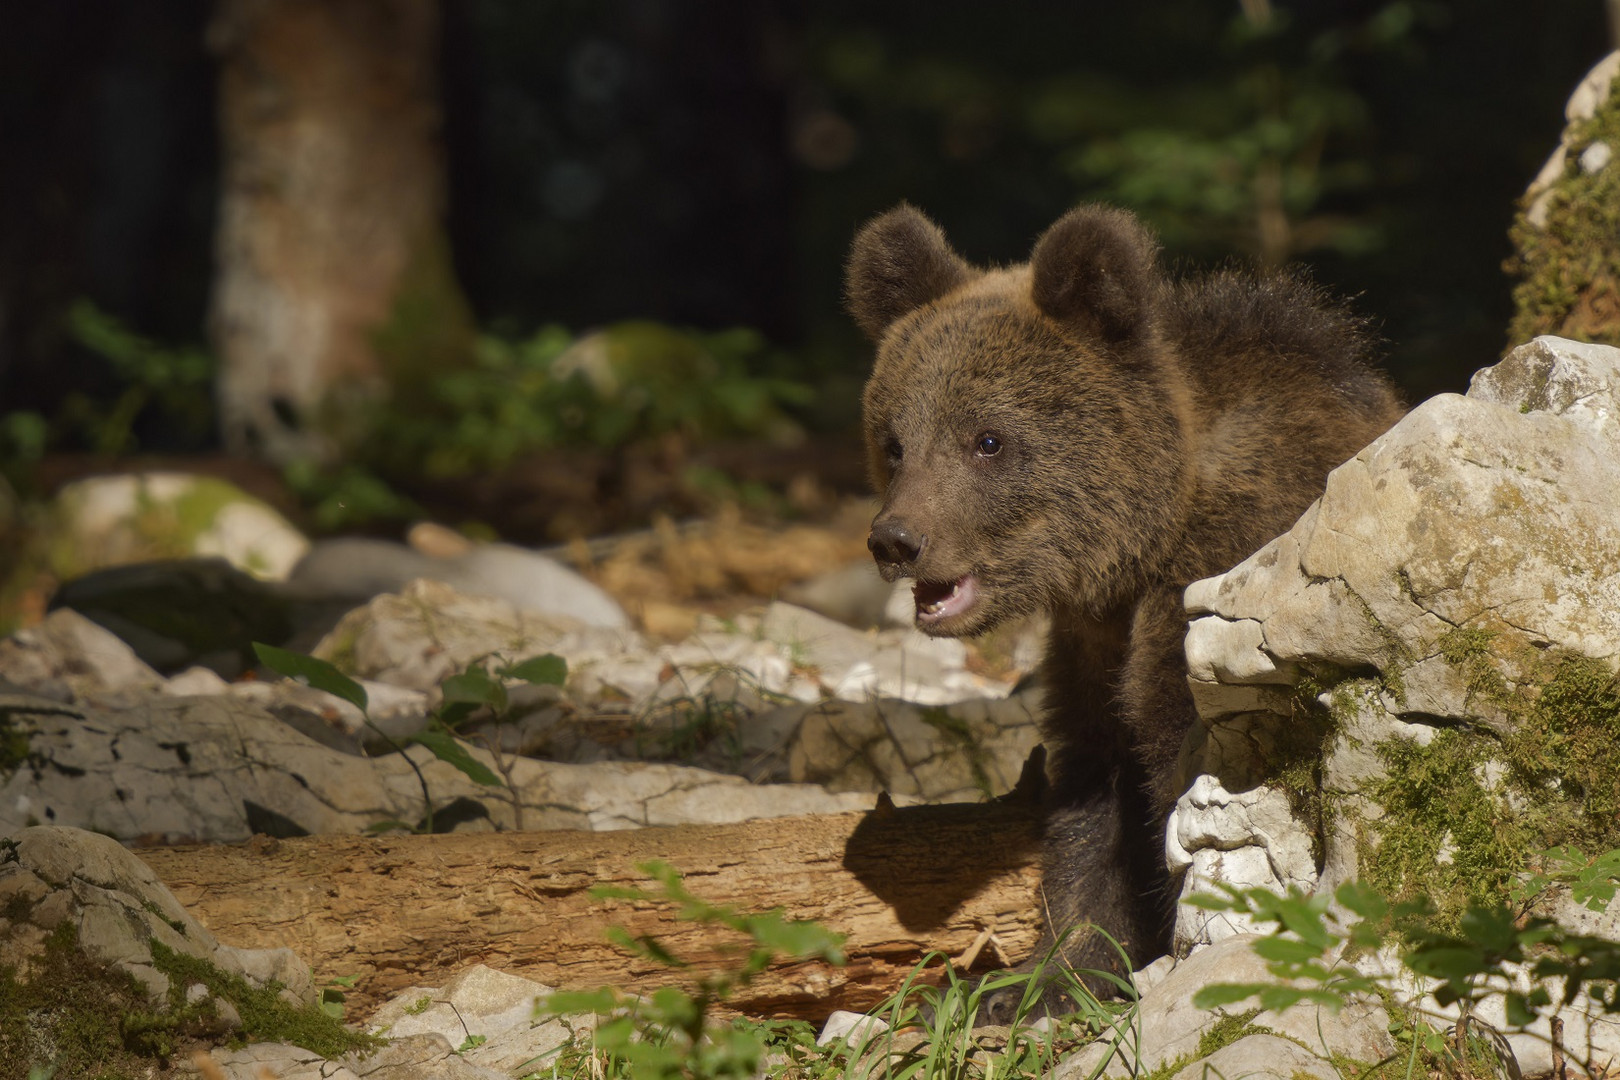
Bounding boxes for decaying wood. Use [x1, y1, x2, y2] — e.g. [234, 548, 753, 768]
[137, 800, 1044, 1020]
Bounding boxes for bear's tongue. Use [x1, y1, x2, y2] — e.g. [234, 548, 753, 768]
[914, 574, 978, 623]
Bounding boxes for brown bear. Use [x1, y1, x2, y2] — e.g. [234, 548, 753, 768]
[846, 203, 1403, 1015]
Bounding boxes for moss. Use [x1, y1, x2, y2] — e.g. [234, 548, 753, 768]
[0, 711, 31, 774]
[1507, 74, 1620, 347]
[1360, 623, 1620, 929]
[1436, 625, 1512, 712]
[1263, 671, 1348, 870]
[318, 620, 363, 676]
[161, 478, 254, 548]
[1502, 655, 1620, 857]
[0, 922, 174, 1079]
[1196, 1008, 1265, 1057]
[47, 475, 267, 583]
[1365, 727, 1529, 929]
[148, 940, 381, 1060]
[139, 900, 188, 938]
[0, 923, 380, 1076]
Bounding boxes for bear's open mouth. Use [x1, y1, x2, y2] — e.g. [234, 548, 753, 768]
[914, 574, 979, 624]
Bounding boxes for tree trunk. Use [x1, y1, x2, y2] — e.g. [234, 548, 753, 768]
[207, 0, 472, 464]
[137, 802, 1045, 1020]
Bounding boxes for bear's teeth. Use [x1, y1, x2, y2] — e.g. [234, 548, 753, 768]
[915, 575, 978, 621]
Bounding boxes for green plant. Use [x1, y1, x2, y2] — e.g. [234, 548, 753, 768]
[369, 321, 813, 478]
[251, 642, 568, 833]
[533, 866, 1140, 1080]
[61, 300, 216, 456]
[319, 973, 360, 1019]
[848, 941, 1136, 1080]
[535, 860, 845, 1079]
[281, 460, 424, 533]
[277, 319, 814, 529]
[1189, 845, 1620, 1073]
[0, 412, 47, 469]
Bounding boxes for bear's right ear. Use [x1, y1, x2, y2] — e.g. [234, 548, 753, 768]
[845, 204, 975, 340]
[1029, 206, 1160, 346]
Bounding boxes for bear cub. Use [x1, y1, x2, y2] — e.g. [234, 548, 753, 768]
[847, 203, 1403, 1012]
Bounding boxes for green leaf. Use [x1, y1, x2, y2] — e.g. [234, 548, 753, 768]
[1182, 884, 1249, 913]
[649, 985, 702, 1029]
[254, 642, 368, 713]
[441, 669, 508, 712]
[744, 915, 847, 963]
[539, 988, 621, 1015]
[501, 654, 569, 686]
[1457, 904, 1521, 955]
[1336, 880, 1389, 922]
[1258, 985, 1344, 1012]
[1192, 982, 1268, 1009]
[408, 730, 501, 786]
[1252, 936, 1330, 965]
[1505, 991, 1538, 1027]
[1266, 892, 1336, 949]
[1405, 944, 1486, 984]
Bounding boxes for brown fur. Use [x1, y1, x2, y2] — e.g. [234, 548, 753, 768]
[847, 203, 1403, 1013]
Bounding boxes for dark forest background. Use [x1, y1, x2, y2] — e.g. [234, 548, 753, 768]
[0, 0, 1611, 523]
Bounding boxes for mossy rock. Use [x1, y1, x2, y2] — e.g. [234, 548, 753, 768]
[1508, 53, 1620, 348]
[47, 472, 308, 583]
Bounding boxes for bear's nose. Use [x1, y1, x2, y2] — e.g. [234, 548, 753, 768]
[868, 518, 925, 567]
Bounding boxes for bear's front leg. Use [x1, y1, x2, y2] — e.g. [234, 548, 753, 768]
[979, 759, 1164, 1025]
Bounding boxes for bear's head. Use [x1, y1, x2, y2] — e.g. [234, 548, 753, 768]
[847, 204, 1196, 634]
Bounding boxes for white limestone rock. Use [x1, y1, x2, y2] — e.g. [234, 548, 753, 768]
[367, 964, 573, 1074]
[1055, 935, 1393, 1078]
[0, 825, 314, 1009]
[0, 607, 163, 702]
[0, 689, 904, 842]
[51, 472, 309, 581]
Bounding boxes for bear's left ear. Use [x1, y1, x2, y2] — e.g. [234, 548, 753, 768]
[1029, 206, 1160, 345]
[846, 204, 976, 340]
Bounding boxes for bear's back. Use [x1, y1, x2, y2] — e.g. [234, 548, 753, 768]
[1160, 269, 1404, 582]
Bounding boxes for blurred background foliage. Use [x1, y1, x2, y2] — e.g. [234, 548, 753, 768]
[0, 0, 1610, 530]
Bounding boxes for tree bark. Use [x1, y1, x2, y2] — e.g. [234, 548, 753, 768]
[136, 802, 1045, 1020]
[207, 0, 472, 463]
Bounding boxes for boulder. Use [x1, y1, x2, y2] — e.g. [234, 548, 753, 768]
[1167, 1034, 1338, 1080]
[784, 692, 1042, 802]
[0, 683, 908, 842]
[365, 964, 573, 1074]
[0, 606, 163, 701]
[1510, 51, 1620, 345]
[49, 472, 309, 582]
[200, 1034, 511, 1080]
[1070, 935, 1392, 1077]
[49, 557, 296, 675]
[1173, 337, 1620, 1066]
[290, 536, 632, 629]
[0, 825, 326, 1074]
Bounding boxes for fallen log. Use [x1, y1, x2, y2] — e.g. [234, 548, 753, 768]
[137, 797, 1044, 1020]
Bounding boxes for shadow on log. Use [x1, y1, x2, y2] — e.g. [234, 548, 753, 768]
[136, 799, 1043, 1020]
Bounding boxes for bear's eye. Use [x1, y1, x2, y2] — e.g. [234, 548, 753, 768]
[975, 433, 1003, 458]
[885, 437, 903, 463]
